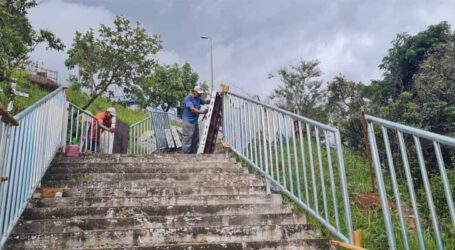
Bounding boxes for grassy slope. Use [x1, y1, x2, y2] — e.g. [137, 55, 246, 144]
[1, 70, 147, 125]
[1, 71, 50, 114]
[65, 87, 147, 126]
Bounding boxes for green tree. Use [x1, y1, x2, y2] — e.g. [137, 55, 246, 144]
[136, 63, 199, 112]
[414, 42, 455, 136]
[269, 60, 326, 122]
[65, 16, 162, 109]
[378, 21, 453, 100]
[325, 75, 366, 149]
[0, 0, 64, 103]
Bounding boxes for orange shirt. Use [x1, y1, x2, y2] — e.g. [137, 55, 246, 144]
[92, 112, 112, 139]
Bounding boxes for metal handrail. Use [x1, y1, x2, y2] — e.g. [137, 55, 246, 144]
[223, 92, 354, 243]
[366, 114, 455, 250]
[0, 87, 67, 247]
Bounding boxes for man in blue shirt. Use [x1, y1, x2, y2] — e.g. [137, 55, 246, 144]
[182, 86, 210, 153]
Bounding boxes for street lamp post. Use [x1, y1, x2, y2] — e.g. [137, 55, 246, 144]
[201, 36, 214, 93]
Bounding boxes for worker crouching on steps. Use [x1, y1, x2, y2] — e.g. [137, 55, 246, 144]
[181, 86, 210, 153]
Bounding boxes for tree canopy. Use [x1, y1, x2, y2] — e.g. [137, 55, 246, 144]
[65, 16, 162, 109]
[135, 63, 199, 113]
[269, 60, 326, 122]
[0, 0, 64, 102]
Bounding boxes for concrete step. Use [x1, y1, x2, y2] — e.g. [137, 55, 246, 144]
[23, 203, 292, 220]
[42, 178, 265, 189]
[43, 173, 256, 183]
[46, 165, 247, 174]
[53, 154, 229, 164]
[50, 161, 240, 169]
[66, 185, 267, 198]
[13, 213, 306, 234]
[7, 224, 321, 249]
[29, 194, 283, 208]
[84, 239, 331, 250]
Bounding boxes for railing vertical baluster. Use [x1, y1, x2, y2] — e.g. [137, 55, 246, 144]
[246, 103, 254, 162]
[266, 110, 274, 181]
[334, 130, 353, 243]
[368, 123, 396, 249]
[79, 114, 85, 152]
[290, 116, 301, 200]
[69, 106, 74, 144]
[75, 110, 80, 142]
[284, 117, 293, 194]
[413, 136, 443, 250]
[306, 124, 318, 213]
[15, 116, 29, 218]
[434, 141, 455, 230]
[94, 116, 98, 153]
[257, 105, 263, 171]
[241, 102, 247, 156]
[278, 114, 287, 188]
[299, 121, 309, 205]
[261, 107, 271, 194]
[397, 131, 425, 250]
[315, 127, 329, 221]
[4, 125, 22, 235]
[272, 111, 280, 185]
[381, 127, 409, 250]
[252, 103, 258, 166]
[324, 130, 340, 232]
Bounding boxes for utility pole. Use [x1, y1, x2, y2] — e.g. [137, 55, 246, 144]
[201, 36, 214, 92]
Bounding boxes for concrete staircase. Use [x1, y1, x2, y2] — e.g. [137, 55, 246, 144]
[6, 154, 330, 249]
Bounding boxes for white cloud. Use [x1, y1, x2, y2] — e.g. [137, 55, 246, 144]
[27, 0, 455, 98]
[28, 0, 115, 84]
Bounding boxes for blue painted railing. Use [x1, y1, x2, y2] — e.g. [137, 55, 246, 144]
[0, 87, 67, 246]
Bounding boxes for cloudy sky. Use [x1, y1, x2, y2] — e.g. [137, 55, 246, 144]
[29, 0, 455, 97]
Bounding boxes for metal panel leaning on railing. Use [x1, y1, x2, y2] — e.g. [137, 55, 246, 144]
[150, 111, 171, 150]
[129, 116, 154, 154]
[0, 87, 67, 247]
[365, 114, 455, 250]
[222, 92, 354, 244]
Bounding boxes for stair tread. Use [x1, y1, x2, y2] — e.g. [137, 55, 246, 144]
[23, 203, 292, 220]
[7, 224, 321, 249]
[86, 239, 330, 250]
[29, 194, 282, 208]
[14, 212, 305, 232]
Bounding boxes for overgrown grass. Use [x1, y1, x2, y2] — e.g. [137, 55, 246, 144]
[231, 135, 455, 249]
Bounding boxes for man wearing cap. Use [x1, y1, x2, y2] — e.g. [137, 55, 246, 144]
[91, 107, 116, 149]
[181, 86, 210, 153]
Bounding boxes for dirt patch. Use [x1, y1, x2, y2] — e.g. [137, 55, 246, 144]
[353, 192, 428, 231]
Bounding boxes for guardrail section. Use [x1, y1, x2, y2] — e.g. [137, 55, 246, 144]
[366, 114, 455, 250]
[0, 87, 67, 246]
[223, 92, 353, 243]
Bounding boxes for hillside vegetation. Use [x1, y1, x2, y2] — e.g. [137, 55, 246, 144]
[1, 71, 147, 126]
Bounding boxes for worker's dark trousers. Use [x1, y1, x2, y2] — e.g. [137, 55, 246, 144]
[182, 121, 199, 154]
